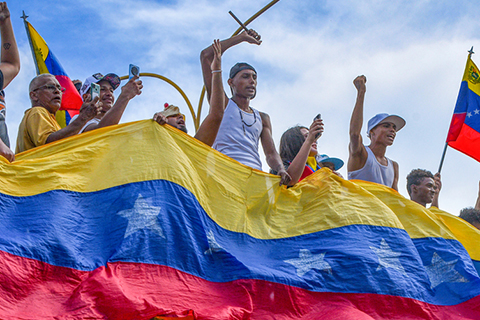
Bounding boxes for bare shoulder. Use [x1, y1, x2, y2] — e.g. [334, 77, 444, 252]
[392, 160, 399, 170]
[259, 111, 269, 120]
[347, 144, 368, 172]
[259, 111, 271, 126]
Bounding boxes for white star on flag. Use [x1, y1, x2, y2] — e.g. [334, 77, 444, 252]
[425, 252, 468, 289]
[474, 109, 480, 115]
[370, 239, 406, 275]
[285, 249, 332, 277]
[204, 230, 223, 255]
[467, 112, 472, 117]
[117, 194, 164, 238]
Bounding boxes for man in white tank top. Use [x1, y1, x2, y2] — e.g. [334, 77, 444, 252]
[200, 30, 291, 185]
[347, 75, 406, 191]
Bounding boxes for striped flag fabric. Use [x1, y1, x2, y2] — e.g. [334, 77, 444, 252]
[446, 54, 480, 162]
[0, 120, 479, 319]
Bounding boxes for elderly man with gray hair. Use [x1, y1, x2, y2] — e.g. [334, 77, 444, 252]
[15, 74, 100, 153]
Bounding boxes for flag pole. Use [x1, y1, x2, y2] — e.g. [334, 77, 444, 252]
[21, 11, 40, 75]
[438, 46, 475, 174]
[437, 143, 448, 173]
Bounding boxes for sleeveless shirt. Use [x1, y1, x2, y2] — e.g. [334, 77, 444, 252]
[348, 146, 394, 188]
[213, 99, 263, 170]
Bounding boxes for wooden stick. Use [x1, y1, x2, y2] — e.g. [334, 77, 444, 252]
[229, 11, 249, 33]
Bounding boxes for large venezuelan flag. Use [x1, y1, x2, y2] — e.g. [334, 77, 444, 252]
[1, 121, 479, 319]
[26, 21, 82, 128]
[447, 54, 480, 162]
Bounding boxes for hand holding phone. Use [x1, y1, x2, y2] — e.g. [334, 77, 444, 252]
[313, 114, 322, 139]
[90, 83, 100, 101]
[129, 64, 140, 80]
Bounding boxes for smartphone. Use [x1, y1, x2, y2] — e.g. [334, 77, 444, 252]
[313, 114, 322, 138]
[90, 82, 100, 101]
[129, 64, 140, 79]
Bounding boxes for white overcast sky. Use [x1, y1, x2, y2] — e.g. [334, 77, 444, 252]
[7, 0, 480, 214]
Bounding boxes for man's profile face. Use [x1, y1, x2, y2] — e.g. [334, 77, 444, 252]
[166, 114, 187, 133]
[414, 177, 436, 204]
[31, 75, 63, 114]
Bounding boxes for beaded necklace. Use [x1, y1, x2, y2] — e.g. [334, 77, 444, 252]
[238, 107, 257, 135]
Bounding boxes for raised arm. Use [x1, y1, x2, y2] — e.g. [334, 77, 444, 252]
[285, 119, 324, 186]
[200, 30, 261, 105]
[195, 39, 225, 146]
[348, 75, 368, 172]
[46, 97, 100, 144]
[82, 76, 142, 133]
[0, 2, 19, 88]
[260, 112, 291, 186]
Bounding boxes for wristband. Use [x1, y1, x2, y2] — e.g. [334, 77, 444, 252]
[212, 70, 222, 73]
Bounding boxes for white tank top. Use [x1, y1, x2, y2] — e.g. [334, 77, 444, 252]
[348, 146, 394, 188]
[70, 115, 101, 134]
[213, 99, 263, 170]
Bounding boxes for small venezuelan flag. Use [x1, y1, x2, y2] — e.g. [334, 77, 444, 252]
[447, 53, 480, 162]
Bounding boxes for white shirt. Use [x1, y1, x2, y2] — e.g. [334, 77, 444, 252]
[348, 146, 395, 188]
[213, 99, 263, 170]
[70, 115, 101, 134]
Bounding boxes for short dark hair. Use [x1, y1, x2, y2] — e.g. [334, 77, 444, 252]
[406, 169, 434, 196]
[279, 126, 308, 165]
[459, 207, 480, 226]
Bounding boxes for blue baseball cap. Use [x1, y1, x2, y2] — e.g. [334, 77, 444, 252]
[317, 154, 344, 171]
[367, 113, 406, 136]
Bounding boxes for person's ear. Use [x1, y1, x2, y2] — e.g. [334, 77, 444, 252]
[411, 184, 418, 194]
[29, 91, 37, 102]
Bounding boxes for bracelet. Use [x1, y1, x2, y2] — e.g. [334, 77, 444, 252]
[212, 70, 222, 73]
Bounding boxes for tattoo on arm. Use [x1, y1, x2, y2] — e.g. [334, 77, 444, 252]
[3, 43, 10, 50]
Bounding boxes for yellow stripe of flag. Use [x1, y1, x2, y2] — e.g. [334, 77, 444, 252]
[27, 21, 49, 74]
[1, 119, 478, 262]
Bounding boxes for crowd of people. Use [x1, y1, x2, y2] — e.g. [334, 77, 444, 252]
[0, 2, 479, 230]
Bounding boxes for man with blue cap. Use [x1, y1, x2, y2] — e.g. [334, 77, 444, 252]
[200, 30, 290, 185]
[317, 154, 344, 178]
[348, 75, 406, 191]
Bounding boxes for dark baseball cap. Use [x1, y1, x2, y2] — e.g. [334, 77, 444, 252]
[229, 62, 256, 79]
